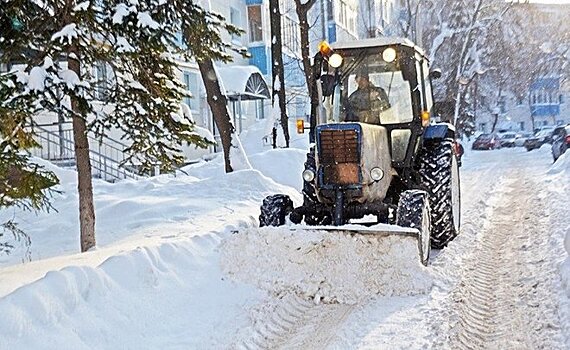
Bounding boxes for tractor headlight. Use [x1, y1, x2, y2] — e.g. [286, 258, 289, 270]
[329, 53, 343, 68]
[370, 167, 384, 181]
[302, 169, 315, 182]
[382, 47, 396, 63]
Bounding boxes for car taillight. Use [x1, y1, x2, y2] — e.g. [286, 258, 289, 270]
[566, 135, 570, 144]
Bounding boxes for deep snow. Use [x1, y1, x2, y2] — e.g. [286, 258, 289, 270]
[0, 122, 569, 349]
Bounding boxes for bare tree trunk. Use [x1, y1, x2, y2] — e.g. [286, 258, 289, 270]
[453, 87, 462, 128]
[69, 46, 96, 252]
[269, 0, 290, 148]
[452, 0, 484, 126]
[197, 59, 235, 173]
[491, 83, 503, 133]
[295, 0, 317, 99]
[295, 0, 318, 143]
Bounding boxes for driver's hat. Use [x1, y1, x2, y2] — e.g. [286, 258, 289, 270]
[355, 67, 370, 79]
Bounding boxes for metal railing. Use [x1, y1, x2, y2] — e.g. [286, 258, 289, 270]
[30, 124, 143, 182]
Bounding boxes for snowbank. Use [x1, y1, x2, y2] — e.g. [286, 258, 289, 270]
[30, 156, 78, 185]
[220, 227, 433, 304]
[547, 148, 570, 346]
[248, 148, 307, 189]
[0, 233, 264, 350]
[548, 148, 570, 175]
[0, 165, 300, 267]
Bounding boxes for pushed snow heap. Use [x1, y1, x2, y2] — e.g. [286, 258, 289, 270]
[220, 226, 433, 304]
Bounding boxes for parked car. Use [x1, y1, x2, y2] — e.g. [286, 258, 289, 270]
[514, 132, 533, 147]
[525, 128, 555, 151]
[472, 133, 501, 150]
[551, 125, 570, 162]
[498, 132, 517, 147]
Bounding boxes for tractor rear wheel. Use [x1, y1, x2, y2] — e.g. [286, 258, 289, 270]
[419, 138, 461, 249]
[396, 190, 431, 266]
[259, 194, 294, 227]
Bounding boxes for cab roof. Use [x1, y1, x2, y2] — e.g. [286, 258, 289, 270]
[332, 37, 427, 59]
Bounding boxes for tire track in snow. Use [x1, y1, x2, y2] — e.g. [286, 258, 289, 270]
[233, 293, 354, 350]
[451, 171, 563, 349]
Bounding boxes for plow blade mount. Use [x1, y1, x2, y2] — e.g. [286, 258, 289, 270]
[220, 224, 433, 304]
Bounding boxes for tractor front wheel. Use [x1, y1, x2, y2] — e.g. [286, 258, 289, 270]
[259, 194, 294, 227]
[419, 138, 461, 249]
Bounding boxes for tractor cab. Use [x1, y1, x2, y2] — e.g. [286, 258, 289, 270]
[315, 38, 439, 168]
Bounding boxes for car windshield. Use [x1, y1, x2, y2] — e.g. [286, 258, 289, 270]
[324, 50, 415, 125]
[477, 134, 492, 140]
[501, 133, 516, 139]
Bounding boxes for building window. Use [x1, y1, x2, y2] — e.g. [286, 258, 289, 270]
[248, 5, 263, 43]
[334, 0, 356, 34]
[183, 71, 199, 111]
[519, 122, 525, 130]
[282, 16, 299, 53]
[327, 0, 334, 20]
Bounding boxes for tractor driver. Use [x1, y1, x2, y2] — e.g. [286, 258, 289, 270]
[345, 70, 391, 124]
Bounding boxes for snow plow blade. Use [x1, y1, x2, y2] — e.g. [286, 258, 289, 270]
[290, 224, 419, 238]
[220, 224, 433, 304]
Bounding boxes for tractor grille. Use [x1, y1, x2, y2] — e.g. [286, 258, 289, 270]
[318, 128, 360, 185]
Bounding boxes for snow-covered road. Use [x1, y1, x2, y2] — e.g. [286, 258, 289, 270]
[0, 139, 568, 350]
[228, 147, 569, 350]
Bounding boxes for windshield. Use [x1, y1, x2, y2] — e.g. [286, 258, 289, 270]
[324, 51, 414, 125]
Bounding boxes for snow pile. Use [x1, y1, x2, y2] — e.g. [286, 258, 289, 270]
[220, 227, 433, 304]
[0, 164, 299, 267]
[546, 148, 570, 346]
[0, 234, 263, 349]
[548, 148, 570, 175]
[30, 156, 78, 185]
[548, 150, 570, 293]
[248, 148, 307, 189]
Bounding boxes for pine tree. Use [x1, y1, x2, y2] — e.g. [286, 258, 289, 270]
[0, 0, 219, 252]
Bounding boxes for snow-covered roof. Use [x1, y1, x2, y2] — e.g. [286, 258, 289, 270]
[216, 65, 270, 101]
[332, 37, 427, 57]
